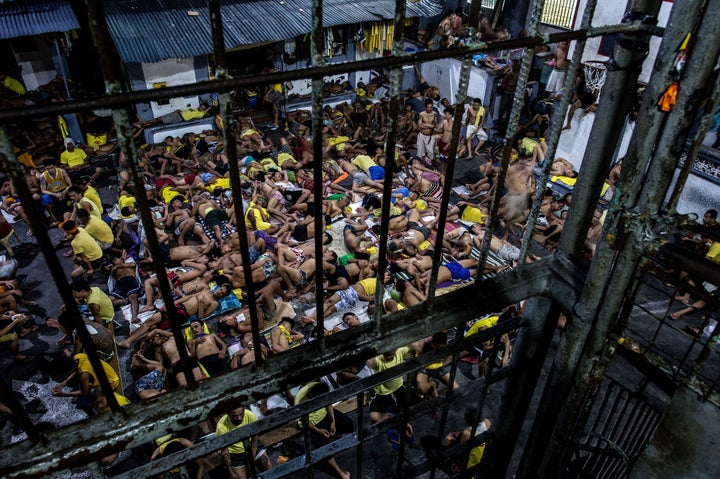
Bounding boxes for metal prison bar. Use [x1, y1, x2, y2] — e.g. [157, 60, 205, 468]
[0, 0, 718, 478]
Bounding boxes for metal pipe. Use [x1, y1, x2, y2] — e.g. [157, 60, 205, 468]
[0, 22, 660, 124]
[558, 1, 663, 257]
[310, 0, 326, 339]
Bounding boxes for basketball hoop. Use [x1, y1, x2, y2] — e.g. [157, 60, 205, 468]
[584, 61, 608, 94]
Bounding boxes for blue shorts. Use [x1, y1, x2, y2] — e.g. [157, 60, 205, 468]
[445, 261, 471, 281]
[134, 369, 165, 395]
[41, 194, 57, 207]
[368, 165, 385, 181]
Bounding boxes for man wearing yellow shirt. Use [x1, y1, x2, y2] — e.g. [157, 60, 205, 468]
[215, 404, 272, 478]
[351, 153, 385, 181]
[294, 381, 353, 479]
[367, 346, 414, 423]
[76, 209, 115, 251]
[60, 138, 103, 184]
[71, 279, 115, 326]
[61, 220, 104, 278]
[67, 185, 101, 220]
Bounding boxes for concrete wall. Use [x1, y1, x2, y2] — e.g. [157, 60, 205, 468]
[630, 386, 720, 479]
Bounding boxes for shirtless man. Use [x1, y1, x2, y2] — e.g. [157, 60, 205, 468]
[277, 257, 321, 296]
[270, 317, 304, 353]
[416, 99, 438, 165]
[109, 257, 142, 323]
[166, 197, 210, 246]
[149, 329, 203, 387]
[436, 107, 454, 176]
[140, 261, 207, 312]
[188, 320, 229, 376]
[191, 195, 231, 245]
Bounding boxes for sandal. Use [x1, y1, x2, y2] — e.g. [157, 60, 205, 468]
[63, 250, 74, 258]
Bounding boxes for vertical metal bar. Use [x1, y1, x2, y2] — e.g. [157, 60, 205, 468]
[489, 298, 560, 477]
[395, 371, 414, 478]
[208, 0, 227, 79]
[519, 0, 599, 263]
[0, 128, 123, 410]
[431, 347, 462, 479]
[373, 0, 405, 328]
[557, 0, 667, 257]
[208, 0, 264, 365]
[53, 34, 72, 100]
[84, 0, 196, 389]
[355, 391, 365, 478]
[0, 373, 40, 440]
[310, 0, 326, 340]
[474, 0, 544, 281]
[302, 412, 314, 478]
[426, 55, 473, 304]
[460, 332, 504, 476]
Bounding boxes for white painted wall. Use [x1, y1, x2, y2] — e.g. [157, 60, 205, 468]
[141, 58, 200, 117]
[571, 0, 674, 84]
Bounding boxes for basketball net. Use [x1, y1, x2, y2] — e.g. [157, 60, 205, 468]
[584, 61, 608, 94]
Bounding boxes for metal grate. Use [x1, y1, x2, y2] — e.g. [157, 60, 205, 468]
[0, 0, 719, 478]
[540, 0, 579, 29]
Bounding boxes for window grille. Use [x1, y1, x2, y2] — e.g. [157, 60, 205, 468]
[0, 0, 718, 478]
[540, 0, 579, 29]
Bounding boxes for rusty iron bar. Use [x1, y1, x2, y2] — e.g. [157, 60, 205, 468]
[108, 317, 521, 479]
[522, 0, 669, 473]
[426, 56, 473, 303]
[207, 0, 228, 80]
[473, 0, 544, 283]
[355, 391, 365, 478]
[395, 371, 415, 477]
[0, 22, 661, 124]
[372, 0, 406, 327]
[430, 346, 463, 479]
[489, 298, 562, 476]
[1, 270, 541, 478]
[310, 0, 326, 339]
[208, 0, 265, 366]
[519, 0, 599, 263]
[557, 5, 663, 257]
[84, 0, 199, 387]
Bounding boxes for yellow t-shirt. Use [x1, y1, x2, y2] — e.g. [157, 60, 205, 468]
[84, 186, 103, 213]
[550, 175, 577, 187]
[371, 347, 411, 395]
[88, 287, 115, 323]
[352, 154, 375, 173]
[3, 76, 26, 95]
[215, 410, 258, 454]
[78, 197, 101, 219]
[465, 315, 499, 337]
[71, 228, 103, 261]
[357, 278, 377, 297]
[160, 187, 185, 205]
[61, 149, 88, 168]
[118, 195, 137, 217]
[461, 205, 487, 224]
[294, 382, 328, 427]
[86, 133, 108, 148]
[83, 217, 114, 245]
[74, 353, 120, 391]
[260, 158, 280, 171]
[707, 241, 720, 263]
[277, 152, 295, 168]
[205, 177, 230, 192]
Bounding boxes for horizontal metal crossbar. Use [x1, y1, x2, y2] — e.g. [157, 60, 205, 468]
[0, 21, 660, 123]
[0, 258, 560, 478]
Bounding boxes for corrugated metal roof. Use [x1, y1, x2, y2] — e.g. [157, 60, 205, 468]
[0, 0, 79, 39]
[104, 0, 444, 64]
